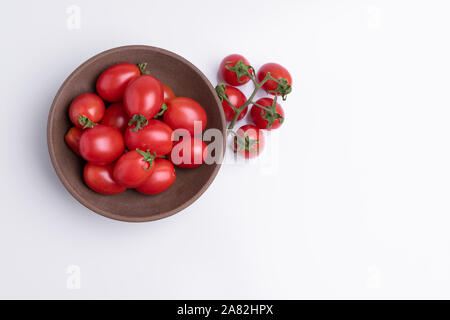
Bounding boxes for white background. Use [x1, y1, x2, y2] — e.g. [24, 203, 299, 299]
[1, 0, 450, 299]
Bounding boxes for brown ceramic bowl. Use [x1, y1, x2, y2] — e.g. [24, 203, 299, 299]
[47, 45, 225, 222]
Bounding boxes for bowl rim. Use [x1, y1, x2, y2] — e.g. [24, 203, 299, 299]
[47, 45, 226, 223]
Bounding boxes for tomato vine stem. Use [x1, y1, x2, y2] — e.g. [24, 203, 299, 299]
[228, 72, 271, 130]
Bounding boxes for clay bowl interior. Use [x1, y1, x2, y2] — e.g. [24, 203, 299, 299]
[48, 45, 225, 222]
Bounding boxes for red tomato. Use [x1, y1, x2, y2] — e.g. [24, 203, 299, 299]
[219, 54, 252, 86]
[136, 159, 176, 195]
[123, 75, 164, 130]
[161, 82, 175, 103]
[96, 63, 141, 102]
[65, 127, 83, 155]
[69, 93, 105, 128]
[101, 103, 129, 133]
[250, 98, 285, 130]
[113, 149, 156, 188]
[125, 119, 173, 157]
[221, 85, 248, 122]
[256, 63, 292, 95]
[79, 125, 124, 165]
[163, 97, 207, 135]
[83, 163, 126, 195]
[233, 125, 265, 159]
[169, 137, 207, 168]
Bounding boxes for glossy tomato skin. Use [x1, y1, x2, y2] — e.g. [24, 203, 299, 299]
[163, 97, 207, 135]
[169, 137, 207, 168]
[69, 93, 105, 128]
[113, 150, 155, 188]
[221, 86, 248, 122]
[123, 75, 164, 119]
[161, 82, 175, 103]
[101, 103, 129, 133]
[136, 159, 176, 195]
[257, 63, 292, 94]
[83, 163, 126, 195]
[65, 127, 83, 155]
[233, 125, 265, 159]
[250, 98, 285, 130]
[79, 125, 124, 165]
[125, 119, 173, 156]
[219, 54, 252, 86]
[96, 63, 140, 102]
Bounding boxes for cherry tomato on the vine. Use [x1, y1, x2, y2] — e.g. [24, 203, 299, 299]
[125, 119, 173, 157]
[79, 125, 124, 165]
[233, 125, 265, 159]
[65, 127, 83, 155]
[161, 82, 175, 103]
[221, 85, 248, 122]
[113, 149, 156, 188]
[136, 159, 176, 195]
[69, 93, 105, 128]
[257, 63, 292, 96]
[83, 163, 126, 195]
[123, 75, 164, 130]
[101, 103, 129, 133]
[96, 63, 141, 102]
[164, 97, 207, 135]
[219, 54, 252, 86]
[250, 98, 285, 130]
[169, 137, 207, 168]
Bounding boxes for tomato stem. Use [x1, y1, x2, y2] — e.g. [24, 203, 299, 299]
[215, 83, 238, 111]
[78, 115, 97, 129]
[259, 95, 284, 128]
[235, 132, 259, 153]
[224, 60, 253, 84]
[251, 101, 272, 112]
[136, 149, 157, 171]
[137, 62, 150, 75]
[154, 103, 168, 118]
[128, 114, 148, 132]
[267, 77, 292, 100]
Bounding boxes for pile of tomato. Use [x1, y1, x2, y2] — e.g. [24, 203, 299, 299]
[216, 54, 292, 159]
[65, 62, 208, 195]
